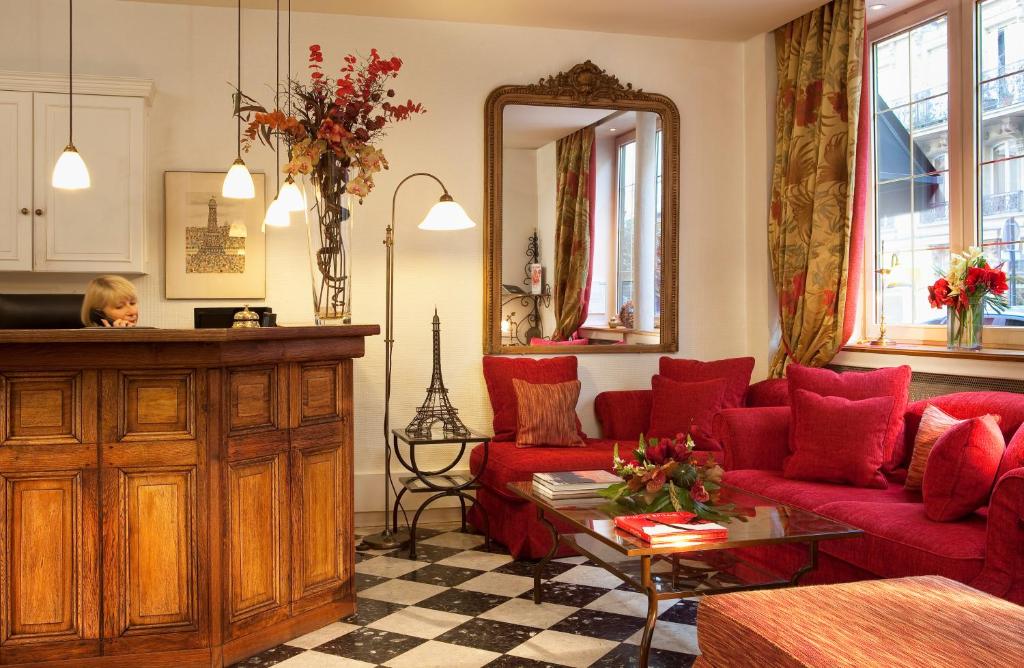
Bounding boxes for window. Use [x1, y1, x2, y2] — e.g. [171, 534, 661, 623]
[867, 0, 1024, 343]
[614, 129, 663, 317]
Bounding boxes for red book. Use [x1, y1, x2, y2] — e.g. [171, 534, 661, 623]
[614, 512, 729, 545]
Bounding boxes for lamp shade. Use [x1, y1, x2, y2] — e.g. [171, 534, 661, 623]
[418, 199, 475, 231]
[278, 177, 306, 212]
[228, 222, 248, 238]
[223, 158, 256, 199]
[263, 196, 291, 228]
[52, 144, 90, 189]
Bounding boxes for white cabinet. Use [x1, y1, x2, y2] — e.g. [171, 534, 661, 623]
[0, 74, 149, 274]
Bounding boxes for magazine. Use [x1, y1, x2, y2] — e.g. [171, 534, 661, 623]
[613, 512, 729, 545]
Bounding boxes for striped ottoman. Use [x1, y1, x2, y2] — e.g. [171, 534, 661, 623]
[696, 576, 1023, 667]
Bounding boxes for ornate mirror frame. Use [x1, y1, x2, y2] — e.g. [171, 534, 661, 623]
[483, 61, 680, 355]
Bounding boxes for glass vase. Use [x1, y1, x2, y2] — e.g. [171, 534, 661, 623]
[306, 160, 354, 324]
[946, 304, 983, 351]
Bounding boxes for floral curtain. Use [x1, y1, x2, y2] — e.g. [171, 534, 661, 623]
[769, 0, 867, 377]
[552, 127, 596, 340]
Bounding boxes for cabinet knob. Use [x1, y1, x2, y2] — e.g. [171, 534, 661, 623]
[34, 208, 43, 216]
[20, 207, 29, 215]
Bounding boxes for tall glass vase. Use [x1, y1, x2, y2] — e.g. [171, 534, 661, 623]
[306, 160, 354, 324]
[947, 304, 983, 351]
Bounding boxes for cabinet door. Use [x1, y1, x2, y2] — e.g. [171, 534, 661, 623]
[32, 92, 144, 273]
[0, 91, 32, 271]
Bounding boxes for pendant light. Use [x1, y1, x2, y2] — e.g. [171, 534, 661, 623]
[52, 0, 90, 190]
[223, 0, 255, 199]
[263, 0, 290, 227]
[277, 0, 305, 212]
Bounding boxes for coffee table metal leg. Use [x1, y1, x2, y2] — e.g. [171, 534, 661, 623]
[534, 509, 559, 604]
[639, 556, 657, 668]
[790, 540, 819, 585]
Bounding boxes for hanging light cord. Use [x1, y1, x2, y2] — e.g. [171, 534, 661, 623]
[68, 0, 73, 145]
[236, 0, 242, 159]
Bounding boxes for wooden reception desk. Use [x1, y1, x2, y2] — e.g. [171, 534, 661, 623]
[0, 326, 378, 666]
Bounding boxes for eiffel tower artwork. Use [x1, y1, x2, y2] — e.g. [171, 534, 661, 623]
[406, 309, 471, 439]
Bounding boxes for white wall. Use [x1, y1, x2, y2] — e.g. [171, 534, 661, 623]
[500, 148, 537, 287]
[1, 0, 749, 518]
[534, 140, 557, 335]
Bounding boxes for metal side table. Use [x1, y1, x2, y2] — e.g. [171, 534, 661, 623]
[391, 428, 492, 559]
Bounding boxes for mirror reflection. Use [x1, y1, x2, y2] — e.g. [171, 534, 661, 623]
[500, 105, 664, 348]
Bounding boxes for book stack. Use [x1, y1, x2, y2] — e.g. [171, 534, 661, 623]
[613, 511, 729, 545]
[532, 470, 619, 507]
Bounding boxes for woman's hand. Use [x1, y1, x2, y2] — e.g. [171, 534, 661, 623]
[101, 318, 136, 328]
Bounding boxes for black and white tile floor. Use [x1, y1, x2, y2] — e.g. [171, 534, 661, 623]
[231, 524, 700, 668]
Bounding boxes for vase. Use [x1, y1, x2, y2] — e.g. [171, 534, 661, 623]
[947, 304, 983, 351]
[306, 160, 354, 324]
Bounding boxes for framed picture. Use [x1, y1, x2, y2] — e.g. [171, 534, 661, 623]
[164, 171, 266, 299]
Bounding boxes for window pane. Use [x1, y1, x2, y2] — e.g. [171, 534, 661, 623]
[617, 142, 636, 311]
[979, 0, 1024, 321]
[873, 15, 949, 326]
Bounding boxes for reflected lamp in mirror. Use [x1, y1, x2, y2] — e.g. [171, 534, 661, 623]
[483, 61, 679, 354]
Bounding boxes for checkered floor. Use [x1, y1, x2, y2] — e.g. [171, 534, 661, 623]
[230, 524, 700, 668]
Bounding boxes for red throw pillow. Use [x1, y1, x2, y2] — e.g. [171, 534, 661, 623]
[784, 389, 893, 489]
[482, 356, 585, 442]
[787, 364, 911, 476]
[513, 379, 585, 448]
[923, 416, 1005, 522]
[658, 356, 755, 410]
[648, 375, 728, 438]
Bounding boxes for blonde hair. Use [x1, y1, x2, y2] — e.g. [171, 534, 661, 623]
[81, 275, 137, 326]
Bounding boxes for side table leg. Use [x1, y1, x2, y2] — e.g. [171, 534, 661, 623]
[638, 556, 657, 668]
[534, 509, 559, 605]
[458, 494, 468, 532]
[408, 490, 447, 560]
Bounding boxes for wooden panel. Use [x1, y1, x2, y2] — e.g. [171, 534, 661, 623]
[291, 447, 345, 602]
[228, 367, 277, 434]
[108, 468, 197, 636]
[119, 371, 194, 441]
[228, 455, 286, 622]
[1, 372, 82, 445]
[295, 363, 343, 426]
[0, 90, 32, 271]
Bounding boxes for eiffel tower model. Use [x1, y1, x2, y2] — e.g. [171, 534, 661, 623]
[406, 310, 471, 439]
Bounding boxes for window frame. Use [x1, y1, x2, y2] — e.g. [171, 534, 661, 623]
[863, 0, 1023, 346]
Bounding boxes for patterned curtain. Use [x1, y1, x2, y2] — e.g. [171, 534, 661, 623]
[769, 0, 867, 377]
[552, 127, 596, 340]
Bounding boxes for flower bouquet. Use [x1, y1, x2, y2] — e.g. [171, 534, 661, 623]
[236, 46, 425, 323]
[598, 432, 740, 523]
[927, 247, 1008, 351]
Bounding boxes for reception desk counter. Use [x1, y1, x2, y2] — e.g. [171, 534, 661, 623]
[0, 326, 378, 666]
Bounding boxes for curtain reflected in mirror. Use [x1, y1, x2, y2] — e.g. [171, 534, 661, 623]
[500, 105, 664, 348]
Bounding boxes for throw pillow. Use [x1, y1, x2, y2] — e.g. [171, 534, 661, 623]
[648, 375, 728, 438]
[905, 404, 963, 491]
[923, 416, 1005, 522]
[482, 356, 585, 442]
[658, 356, 755, 410]
[783, 389, 893, 489]
[513, 379, 585, 448]
[787, 364, 911, 476]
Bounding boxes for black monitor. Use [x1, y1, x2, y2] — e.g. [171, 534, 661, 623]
[193, 306, 274, 329]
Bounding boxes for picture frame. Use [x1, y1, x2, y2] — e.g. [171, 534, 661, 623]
[164, 171, 267, 299]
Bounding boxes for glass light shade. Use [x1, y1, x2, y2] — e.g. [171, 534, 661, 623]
[500, 319, 511, 335]
[223, 158, 256, 199]
[228, 222, 248, 238]
[51, 144, 90, 189]
[263, 196, 291, 228]
[278, 177, 306, 212]
[418, 199, 476, 231]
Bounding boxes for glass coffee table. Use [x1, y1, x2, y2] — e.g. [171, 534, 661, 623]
[507, 481, 862, 667]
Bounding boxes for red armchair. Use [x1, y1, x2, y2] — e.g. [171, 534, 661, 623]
[713, 390, 1024, 605]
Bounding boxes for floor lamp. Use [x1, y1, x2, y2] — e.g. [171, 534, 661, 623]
[361, 173, 476, 550]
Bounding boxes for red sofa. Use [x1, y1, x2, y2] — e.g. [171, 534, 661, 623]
[467, 380, 788, 559]
[714, 387, 1024, 605]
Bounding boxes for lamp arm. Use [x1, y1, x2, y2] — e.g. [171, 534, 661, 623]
[381, 171, 450, 534]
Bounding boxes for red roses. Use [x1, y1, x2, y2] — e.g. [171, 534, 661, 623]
[928, 258, 1008, 312]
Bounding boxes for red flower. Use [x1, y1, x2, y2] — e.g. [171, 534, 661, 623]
[927, 278, 952, 308]
[690, 481, 710, 504]
[646, 439, 670, 465]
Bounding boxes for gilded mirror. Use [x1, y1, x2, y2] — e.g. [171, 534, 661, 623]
[484, 61, 679, 354]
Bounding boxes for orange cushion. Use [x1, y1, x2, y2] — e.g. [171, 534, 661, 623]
[513, 379, 585, 448]
[905, 404, 964, 491]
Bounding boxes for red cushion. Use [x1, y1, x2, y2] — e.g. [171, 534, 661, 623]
[816, 500, 987, 584]
[997, 427, 1024, 482]
[784, 389, 891, 489]
[746, 378, 790, 407]
[482, 356, 584, 442]
[923, 416, 1005, 522]
[529, 337, 588, 346]
[595, 390, 652, 441]
[787, 364, 911, 475]
[647, 375, 727, 438]
[658, 356, 755, 410]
